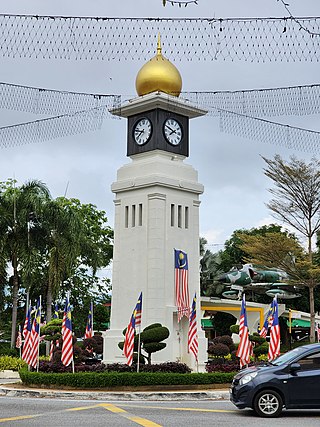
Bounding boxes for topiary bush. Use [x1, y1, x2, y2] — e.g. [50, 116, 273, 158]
[208, 343, 230, 357]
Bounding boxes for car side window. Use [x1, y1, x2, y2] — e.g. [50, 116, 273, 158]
[297, 351, 320, 371]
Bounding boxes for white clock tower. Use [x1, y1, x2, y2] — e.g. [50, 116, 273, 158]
[103, 37, 208, 371]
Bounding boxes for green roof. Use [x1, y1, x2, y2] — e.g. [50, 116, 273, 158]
[287, 319, 310, 328]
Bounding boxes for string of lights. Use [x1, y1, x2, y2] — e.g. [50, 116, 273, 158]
[0, 14, 319, 61]
[277, 0, 320, 36]
[2, 81, 320, 118]
[219, 109, 320, 154]
[0, 82, 120, 115]
[0, 106, 107, 149]
[162, 0, 199, 6]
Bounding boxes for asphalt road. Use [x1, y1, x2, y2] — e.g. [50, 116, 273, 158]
[1, 397, 320, 426]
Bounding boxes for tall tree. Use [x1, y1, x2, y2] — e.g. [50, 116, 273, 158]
[0, 179, 50, 347]
[239, 232, 320, 343]
[262, 155, 320, 343]
[263, 155, 320, 260]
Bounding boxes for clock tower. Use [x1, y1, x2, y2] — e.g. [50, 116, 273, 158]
[103, 36, 208, 371]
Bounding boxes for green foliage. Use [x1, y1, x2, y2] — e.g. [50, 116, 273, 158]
[143, 342, 166, 354]
[250, 333, 266, 345]
[140, 326, 169, 343]
[0, 356, 27, 371]
[19, 369, 235, 388]
[230, 324, 239, 334]
[143, 323, 162, 331]
[253, 341, 269, 357]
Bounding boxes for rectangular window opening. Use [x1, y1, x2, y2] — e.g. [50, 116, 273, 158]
[171, 204, 175, 227]
[132, 204, 136, 227]
[138, 203, 143, 226]
[125, 206, 129, 228]
[185, 206, 189, 229]
[178, 205, 182, 228]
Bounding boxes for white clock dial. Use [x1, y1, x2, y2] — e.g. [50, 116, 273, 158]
[163, 118, 182, 146]
[133, 118, 152, 145]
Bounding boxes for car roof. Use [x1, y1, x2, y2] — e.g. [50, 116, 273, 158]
[298, 343, 320, 351]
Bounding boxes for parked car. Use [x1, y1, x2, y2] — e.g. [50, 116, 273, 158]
[230, 343, 320, 417]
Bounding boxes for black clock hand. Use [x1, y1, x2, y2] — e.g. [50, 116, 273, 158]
[165, 125, 177, 135]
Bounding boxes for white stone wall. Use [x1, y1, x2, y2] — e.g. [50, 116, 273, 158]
[103, 151, 206, 370]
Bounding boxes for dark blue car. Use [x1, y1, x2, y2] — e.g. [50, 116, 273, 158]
[230, 343, 320, 417]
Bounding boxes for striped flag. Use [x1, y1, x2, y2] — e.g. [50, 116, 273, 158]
[53, 303, 59, 319]
[61, 295, 73, 367]
[123, 312, 136, 366]
[268, 297, 281, 361]
[259, 299, 275, 338]
[174, 249, 190, 322]
[188, 293, 198, 361]
[236, 295, 252, 368]
[49, 340, 54, 361]
[26, 300, 41, 369]
[134, 292, 143, 327]
[123, 295, 143, 366]
[15, 325, 22, 349]
[22, 306, 33, 363]
[84, 303, 93, 339]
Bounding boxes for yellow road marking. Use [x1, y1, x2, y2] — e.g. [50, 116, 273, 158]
[100, 403, 162, 426]
[66, 404, 101, 412]
[0, 415, 39, 423]
[119, 404, 236, 413]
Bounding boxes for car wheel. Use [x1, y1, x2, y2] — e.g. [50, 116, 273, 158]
[253, 389, 283, 417]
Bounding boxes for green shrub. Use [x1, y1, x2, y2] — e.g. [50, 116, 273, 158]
[19, 369, 235, 388]
[230, 325, 239, 334]
[0, 356, 27, 371]
[253, 341, 269, 357]
[140, 326, 170, 343]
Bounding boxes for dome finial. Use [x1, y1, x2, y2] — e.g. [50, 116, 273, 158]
[135, 35, 182, 97]
[157, 33, 162, 55]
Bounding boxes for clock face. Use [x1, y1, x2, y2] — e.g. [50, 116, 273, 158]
[133, 118, 152, 145]
[163, 118, 183, 146]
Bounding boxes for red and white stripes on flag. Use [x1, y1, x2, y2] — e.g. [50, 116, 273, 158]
[268, 296, 281, 362]
[236, 295, 252, 368]
[25, 300, 41, 369]
[61, 295, 73, 367]
[174, 249, 190, 322]
[134, 292, 143, 327]
[188, 293, 198, 361]
[15, 325, 22, 349]
[123, 311, 136, 366]
[22, 305, 32, 363]
[49, 340, 54, 361]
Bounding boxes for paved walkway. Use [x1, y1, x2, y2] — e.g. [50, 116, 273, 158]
[0, 371, 229, 401]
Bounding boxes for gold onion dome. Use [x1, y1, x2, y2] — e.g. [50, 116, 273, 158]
[135, 34, 182, 97]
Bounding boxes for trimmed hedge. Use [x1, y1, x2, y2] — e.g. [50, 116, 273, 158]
[19, 369, 235, 388]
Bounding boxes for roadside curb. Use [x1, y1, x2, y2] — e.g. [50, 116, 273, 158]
[0, 385, 229, 401]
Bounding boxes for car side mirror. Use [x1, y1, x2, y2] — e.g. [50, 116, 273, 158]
[290, 363, 301, 373]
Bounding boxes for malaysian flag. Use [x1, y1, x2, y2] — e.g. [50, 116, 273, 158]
[259, 299, 275, 338]
[53, 303, 59, 319]
[268, 297, 280, 361]
[236, 295, 252, 368]
[26, 300, 41, 369]
[61, 295, 73, 367]
[49, 340, 54, 361]
[22, 306, 32, 363]
[15, 325, 22, 349]
[84, 302, 93, 339]
[174, 249, 190, 322]
[123, 302, 138, 366]
[316, 323, 320, 343]
[134, 292, 143, 328]
[188, 293, 198, 361]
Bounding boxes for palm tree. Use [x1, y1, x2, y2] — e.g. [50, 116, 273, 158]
[0, 179, 51, 347]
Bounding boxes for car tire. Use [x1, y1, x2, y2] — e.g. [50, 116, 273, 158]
[253, 389, 283, 417]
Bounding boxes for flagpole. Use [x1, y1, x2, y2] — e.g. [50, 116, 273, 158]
[137, 324, 141, 373]
[36, 296, 41, 372]
[91, 300, 93, 337]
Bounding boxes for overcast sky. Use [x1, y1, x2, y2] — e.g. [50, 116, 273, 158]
[0, 0, 319, 257]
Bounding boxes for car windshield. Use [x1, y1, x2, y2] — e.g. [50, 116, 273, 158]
[272, 346, 309, 366]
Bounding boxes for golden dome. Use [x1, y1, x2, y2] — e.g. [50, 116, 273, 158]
[135, 34, 182, 97]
